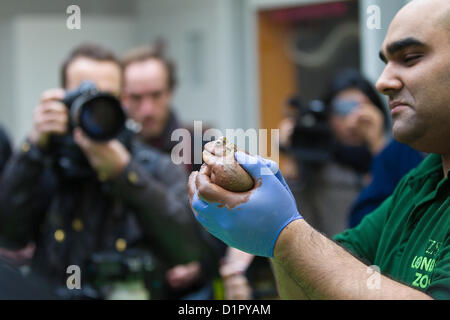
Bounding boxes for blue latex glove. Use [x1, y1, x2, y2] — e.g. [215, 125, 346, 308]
[188, 151, 302, 257]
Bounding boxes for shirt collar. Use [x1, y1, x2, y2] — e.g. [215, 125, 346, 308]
[407, 154, 448, 207]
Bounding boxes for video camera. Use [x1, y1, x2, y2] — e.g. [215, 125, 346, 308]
[49, 81, 130, 180]
[287, 97, 334, 165]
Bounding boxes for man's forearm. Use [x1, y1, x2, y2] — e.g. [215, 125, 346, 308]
[271, 258, 310, 299]
[272, 219, 433, 300]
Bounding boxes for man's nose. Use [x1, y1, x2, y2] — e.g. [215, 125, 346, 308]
[376, 64, 403, 96]
[140, 96, 156, 116]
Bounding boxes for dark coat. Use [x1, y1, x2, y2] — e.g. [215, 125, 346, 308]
[0, 127, 12, 176]
[0, 135, 208, 298]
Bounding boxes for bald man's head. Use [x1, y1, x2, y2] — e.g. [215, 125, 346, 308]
[401, 0, 450, 36]
[440, 4, 450, 36]
[375, 0, 450, 155]
[425, 0, 450, 38]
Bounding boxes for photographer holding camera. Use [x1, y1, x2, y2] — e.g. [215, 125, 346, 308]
[0, 44, 207, 299]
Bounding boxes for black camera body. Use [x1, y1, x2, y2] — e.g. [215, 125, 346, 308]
[49, 81, 129, 180]
[289, 98, 334, 165]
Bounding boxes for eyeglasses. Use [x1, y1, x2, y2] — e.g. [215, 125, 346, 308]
[331, 99, 360, 116]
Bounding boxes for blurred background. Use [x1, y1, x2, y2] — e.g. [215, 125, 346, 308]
[0, 0, 410, 146]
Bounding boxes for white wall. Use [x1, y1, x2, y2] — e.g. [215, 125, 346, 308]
[0, 18, 15, 140]
[135, 0, 247, 133]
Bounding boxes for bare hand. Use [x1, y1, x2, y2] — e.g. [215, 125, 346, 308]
[166, 261, 201, 290]
[223, 274, 253, 300]
[279, 118, 295, 148]
[29, 88, 68, 148]
[73, 128, 131, 181]
[220, 247, 254, 300]
[350, 103, 386, 154]
[0, 243, 36, 267]
[219, 247, 254, 278]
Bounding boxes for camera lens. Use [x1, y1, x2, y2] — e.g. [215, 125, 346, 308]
[79, 95, 126, 141]
[65, 81, 126, 141]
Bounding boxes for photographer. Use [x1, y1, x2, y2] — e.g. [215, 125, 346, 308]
[0, 44, 206, 299]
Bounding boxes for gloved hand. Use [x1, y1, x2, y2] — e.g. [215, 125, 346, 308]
[188, 151, 302, 257]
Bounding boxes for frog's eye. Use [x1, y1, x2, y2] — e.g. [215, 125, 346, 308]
[216, 137, 227, 146]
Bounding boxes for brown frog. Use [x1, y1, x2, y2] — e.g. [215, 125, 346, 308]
[202, 137, 254, 192]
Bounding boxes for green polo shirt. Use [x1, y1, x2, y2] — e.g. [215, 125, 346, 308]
[334, 154, 449, 299]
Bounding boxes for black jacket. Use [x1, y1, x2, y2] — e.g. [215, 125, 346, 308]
[0, 136, 208, 297]
[0, 257, 56, 299]
[0, 127, 12, 175]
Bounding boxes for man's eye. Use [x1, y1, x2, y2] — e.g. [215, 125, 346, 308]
[150, 91, 164, 100]
[403, 54, 422, 64]
[130, 95, 142, 102]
